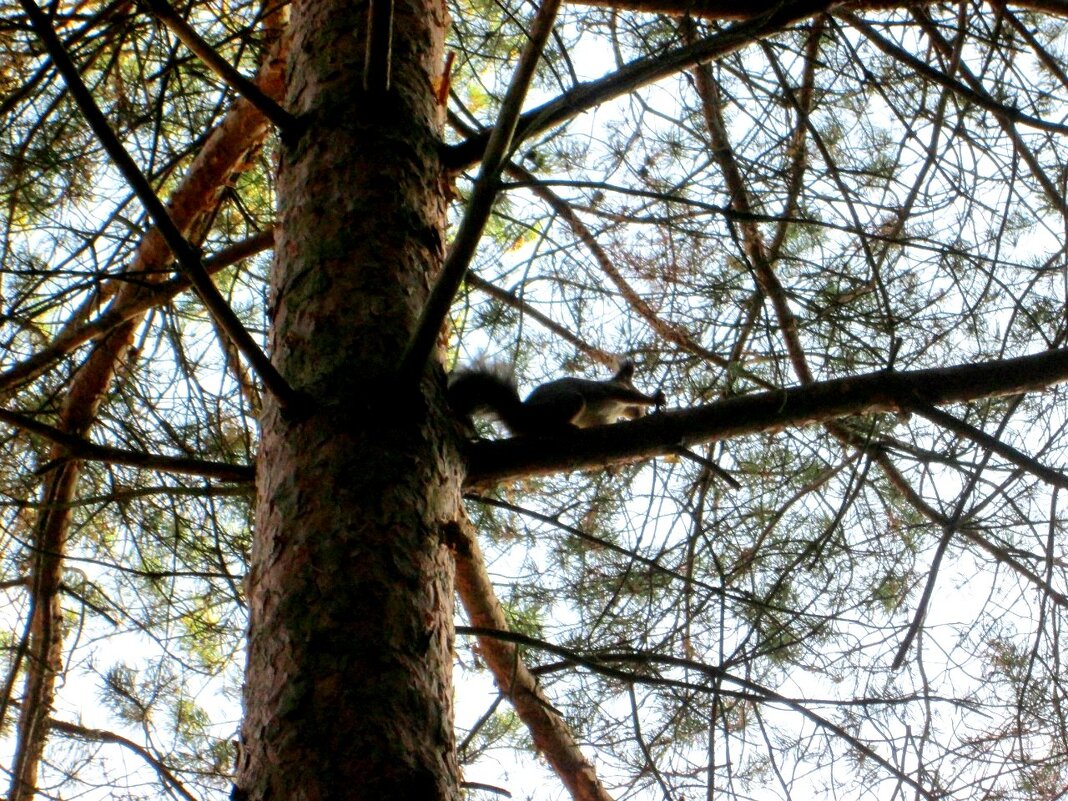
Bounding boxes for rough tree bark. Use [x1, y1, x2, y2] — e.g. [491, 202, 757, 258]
[234, 0, 461, 797]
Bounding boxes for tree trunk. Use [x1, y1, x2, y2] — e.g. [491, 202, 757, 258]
[236, 0, 460, 797]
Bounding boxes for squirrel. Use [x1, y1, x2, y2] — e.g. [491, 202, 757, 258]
[448, 360, 665, 436]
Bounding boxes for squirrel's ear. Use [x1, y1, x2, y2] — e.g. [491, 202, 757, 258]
[613, 360, 635, 381]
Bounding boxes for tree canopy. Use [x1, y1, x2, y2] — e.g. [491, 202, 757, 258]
[1, 0, 1068, 799]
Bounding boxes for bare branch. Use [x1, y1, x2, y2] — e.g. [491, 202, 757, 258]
[48, 718, 200, 801]
[400, 0, 562, 385]
[0, 405, 253, 482]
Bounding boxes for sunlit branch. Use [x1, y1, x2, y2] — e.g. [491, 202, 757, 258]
[452, 516, 615, 801]
[18, 0, 300, 410]
[363, 0, 394, 91]
[460, 781, 510, 797]
[142, 0, 294, 131]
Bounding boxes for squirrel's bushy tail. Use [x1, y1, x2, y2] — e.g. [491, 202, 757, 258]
[447, 364, 527, 432]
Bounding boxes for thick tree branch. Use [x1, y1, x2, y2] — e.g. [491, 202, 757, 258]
[453, 515, 614, 801]
[3, 7, 285, 798]
[457, 627, 938, 799]
[463, 348, 1068, 487]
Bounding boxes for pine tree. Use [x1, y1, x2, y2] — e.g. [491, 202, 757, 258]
[2, 1, 1068, 799]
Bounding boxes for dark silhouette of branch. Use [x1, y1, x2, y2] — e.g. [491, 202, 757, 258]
[912, 403, 1068, 489]
[567, 0, 1068, 20]
[48, 718, 199, 801]
[462, 272, 608, 363]
[891, 523, 954, 670]
[400, 0, 562, 386]
[843, 9, 1068, 138]
[452, 516, 615, 801]
[464, 348, 1068, 487]
[0, 406, 253, 482]
[444, 0, 834, 169]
